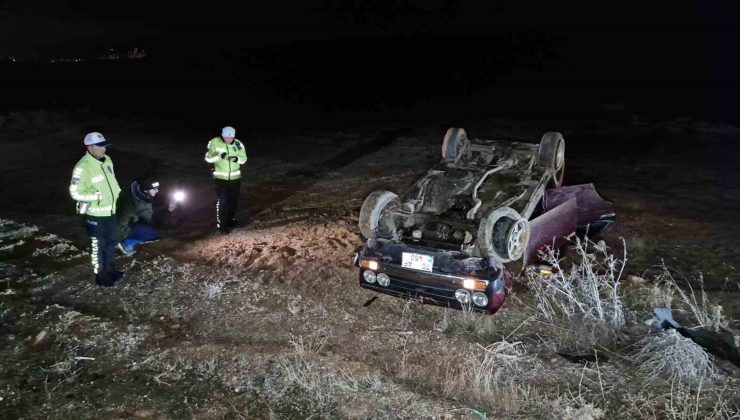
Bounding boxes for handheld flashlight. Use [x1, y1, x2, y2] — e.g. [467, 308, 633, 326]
[173, 190, 186, 202]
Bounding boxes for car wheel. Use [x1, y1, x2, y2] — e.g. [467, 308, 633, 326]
[441, 127, 468, 162]
[536, 132, 565, 188]
[477, 207, 530, 262]
[359, 190, 401, 239]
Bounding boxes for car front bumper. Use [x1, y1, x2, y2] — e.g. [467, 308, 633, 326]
[355, 239, 512, 314]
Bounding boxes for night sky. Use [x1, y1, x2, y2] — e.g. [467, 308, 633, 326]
[2, 1, 740, 126]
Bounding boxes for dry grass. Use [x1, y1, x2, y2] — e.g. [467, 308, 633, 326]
[393, 339, 582, 418]
[203, 281, 226, 299]
[271, 328, 352, 410]
[195, 357, 219, 379]
[633, 329, 715, 386]
[525, 237, 625, 328]
[287, 297, 301, 315]
[629, 381, 739, 420]
[441, 341, 523, 396]
[652, 265, 730, 331]
[438, 299, 534, 345]
[274, 348, 386, 413]
[524, 237, 626, 351]
[671, 383, 739, 420]
[439, 303, 486, 334]
[288, 328, 329, 357]
[437, 342, 609, 418]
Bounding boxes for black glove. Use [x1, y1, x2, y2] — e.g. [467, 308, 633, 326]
[229, 156, 238, 163]
[220, 152, 227, 159]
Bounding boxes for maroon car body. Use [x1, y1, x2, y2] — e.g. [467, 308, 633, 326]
[355, 128, 614, 313]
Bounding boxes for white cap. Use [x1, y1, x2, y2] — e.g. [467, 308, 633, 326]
[83, 132, 110, 147]
[222, 126, 235, 138]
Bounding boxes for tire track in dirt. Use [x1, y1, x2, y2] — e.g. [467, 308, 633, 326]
[174, 210, 361, 278]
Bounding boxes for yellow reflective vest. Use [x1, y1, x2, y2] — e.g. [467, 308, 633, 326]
[204, 136, 248, 180]
[69, 152, 121, 217]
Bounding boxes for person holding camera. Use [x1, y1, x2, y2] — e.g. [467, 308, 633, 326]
[116, 178, 179, 255]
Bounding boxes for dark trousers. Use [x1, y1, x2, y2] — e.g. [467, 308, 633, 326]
[85, 215, 118, 285]
[215, 179, 241, 229]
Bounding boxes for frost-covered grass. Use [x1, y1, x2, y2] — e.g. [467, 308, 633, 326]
[524, 237, 626, 351]
[634, 329, 715, 386]
[652, 264, 730, 331]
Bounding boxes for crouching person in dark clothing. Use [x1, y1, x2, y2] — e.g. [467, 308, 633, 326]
[117, 179, 178, 254]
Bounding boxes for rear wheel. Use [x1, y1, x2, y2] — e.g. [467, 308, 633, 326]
[536, 132, 565, 188]
[359, 190, 401, 239]
[441, 127, 468, 163]
[477, 207, 530, 262]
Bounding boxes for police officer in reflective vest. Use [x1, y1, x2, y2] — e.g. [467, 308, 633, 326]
[69, 132, 125, 286]
[204, 126, 248, 234]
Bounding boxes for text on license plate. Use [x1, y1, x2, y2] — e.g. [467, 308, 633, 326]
[401, 252, 434, 272]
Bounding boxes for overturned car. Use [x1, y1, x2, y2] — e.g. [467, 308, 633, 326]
[354, 128, 614, 314]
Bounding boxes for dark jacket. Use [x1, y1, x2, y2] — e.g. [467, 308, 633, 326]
[117, 180, 155, 240]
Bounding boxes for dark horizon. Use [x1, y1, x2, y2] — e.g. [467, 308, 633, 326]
[2, 1, 740, 128]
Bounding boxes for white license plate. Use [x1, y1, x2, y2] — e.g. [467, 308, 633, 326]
[401, 252, 434, 272]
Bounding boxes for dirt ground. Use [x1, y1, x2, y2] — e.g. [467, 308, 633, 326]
[1, 109, 739, 418]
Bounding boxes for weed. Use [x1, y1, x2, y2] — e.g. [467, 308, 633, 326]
[524, 237, 626, 351]
[653, 265, 730, 331]
[634, 330, 715, 386]
[288, 328, 329, 357]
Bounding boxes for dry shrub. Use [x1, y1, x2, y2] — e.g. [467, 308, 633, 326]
[274, 355, 382, 411]
[633, 329, 715, 386]
[439, 304, 498, 339]
[644, 280, 676, 309]
[203, 281, 226, 299]
[550, 396, 605, 420]
[276, 356, 334, 405]
[288, 328, 329, 358]
[437, 341, 607, 418]
[271, 328, 353, 409]
[524, 237, 626, 351]
[438, 296, 534, 345]
[652, 265, 730, 331]
[664, 381, 739, 420]
[629, 382, 739, 420]
[439, 341, 552, 416]
[195, 357, 218, 379]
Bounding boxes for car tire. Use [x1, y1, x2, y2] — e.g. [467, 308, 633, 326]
[359, 190, 401, 239]
[536, 132, 565, 188]
[441, 127, 468, 162]
[477, 207, 530, 262]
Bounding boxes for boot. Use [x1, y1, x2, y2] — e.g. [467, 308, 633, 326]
[113, 271, 128, 286]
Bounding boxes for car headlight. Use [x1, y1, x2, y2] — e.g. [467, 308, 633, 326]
[472, 292, 488, 307]
[454, 289, 471, 304]
[377, 273, 390, 287]
[363, 270, 377, 283]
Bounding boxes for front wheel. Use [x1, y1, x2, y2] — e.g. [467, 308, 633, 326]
[359, 190, 401, 239]
[477, 207, 530, 263]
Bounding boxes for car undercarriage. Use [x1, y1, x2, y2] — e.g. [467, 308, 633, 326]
[355, 128, 614, 313]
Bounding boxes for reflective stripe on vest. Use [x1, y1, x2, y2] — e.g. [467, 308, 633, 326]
[88, 206, 113, 213]
[69, 184, 99, 201]
[213, 170, 241, 179]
